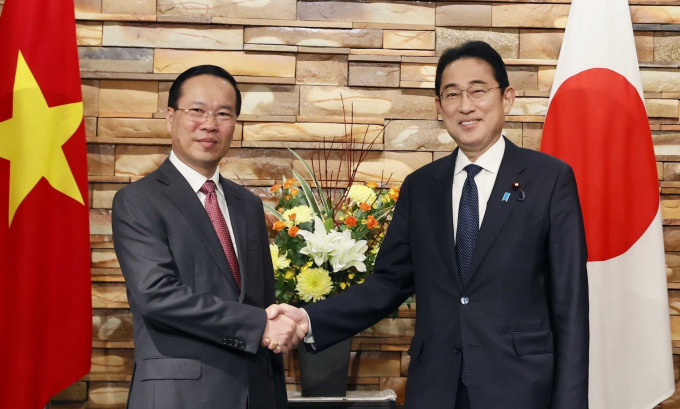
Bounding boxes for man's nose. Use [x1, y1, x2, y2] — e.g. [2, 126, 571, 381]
[200, 114, 219, 130]
[458, 91, 475, 113]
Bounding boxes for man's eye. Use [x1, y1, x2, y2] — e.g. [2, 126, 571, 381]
[470, 88, 487, 95]
[446, 91, 460, 99]
[190, 108, 205, 114]
[216, 112, 233, 119]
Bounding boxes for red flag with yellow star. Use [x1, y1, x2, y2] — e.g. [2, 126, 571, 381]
[0, 0, 92, 407]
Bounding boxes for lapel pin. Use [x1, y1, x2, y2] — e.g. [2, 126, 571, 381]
[513, 182, 526, 201]
[502, 192, 510, 202]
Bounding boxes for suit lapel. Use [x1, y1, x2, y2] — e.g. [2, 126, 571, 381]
[464, 138, 527, 286]
[220, 177, 248, 301]
[156, 159, 240, 295]
[431, 150, 462, 290]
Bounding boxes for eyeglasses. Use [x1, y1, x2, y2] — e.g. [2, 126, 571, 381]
[174, 107, 237, 125]
[439, 85, 501, 105]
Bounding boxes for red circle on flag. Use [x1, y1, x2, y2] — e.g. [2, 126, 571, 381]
[541, 68, 659, 262]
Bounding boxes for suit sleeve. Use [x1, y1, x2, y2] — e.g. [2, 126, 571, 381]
[547, 164, 589, 409]
[112, 186, 267, 355]
[304, 176, 416, 351]
[257, 202, 289, 405]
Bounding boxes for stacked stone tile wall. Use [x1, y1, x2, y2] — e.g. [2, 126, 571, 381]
[4, 0, 677, 407]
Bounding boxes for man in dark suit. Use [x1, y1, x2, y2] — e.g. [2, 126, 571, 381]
[269, 41, 589, 408]
[112, 65, 302, 409]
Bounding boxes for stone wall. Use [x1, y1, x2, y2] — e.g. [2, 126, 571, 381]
[18, 0, 680, 407]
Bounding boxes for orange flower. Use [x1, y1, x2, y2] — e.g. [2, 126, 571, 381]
[291, 188, 299, 196]
[366, 215, 378, 230]
[270, 184, 281, 192]
[277, 207, 284, 213]
[288, 226, 300, 237]
[366, 181, 378, 189]
[288, 213, 297, 221]
[389, 186, 400, 201]
[283, 178, 295, 189]
[359, 202, 371, 212]
[344, 216, 357, 227]
[273, 221, 286, 231]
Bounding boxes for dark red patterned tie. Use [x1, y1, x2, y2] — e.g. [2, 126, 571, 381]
[200, 180, 241, 290]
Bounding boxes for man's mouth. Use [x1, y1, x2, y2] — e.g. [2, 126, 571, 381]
[196, 138, 218, 146]
[459, 119, 480, 126]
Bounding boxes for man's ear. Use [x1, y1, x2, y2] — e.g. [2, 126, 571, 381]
[503, 87, 516, 114]
[166, 107, 174, 133]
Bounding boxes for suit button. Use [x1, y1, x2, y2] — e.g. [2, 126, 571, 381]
[222, 338, 228, 345]
[460, 297, 469, 305]
[453, 344, 462, 353]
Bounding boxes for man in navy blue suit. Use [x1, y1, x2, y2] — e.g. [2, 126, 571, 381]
[269, 41, 589, 409]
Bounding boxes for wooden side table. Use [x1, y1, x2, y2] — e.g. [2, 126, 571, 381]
[287, 390, 397, 409]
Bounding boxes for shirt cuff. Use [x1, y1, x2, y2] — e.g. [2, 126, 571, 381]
[300, 307, 316, 349]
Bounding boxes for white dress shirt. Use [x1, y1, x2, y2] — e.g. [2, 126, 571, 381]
[452, 136, 505, 241]
[169, 151, 238, 257]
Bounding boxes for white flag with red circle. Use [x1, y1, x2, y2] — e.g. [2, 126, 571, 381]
[541, 0, 674, 407]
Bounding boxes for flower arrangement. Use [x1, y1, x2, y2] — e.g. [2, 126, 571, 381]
[265, 135, 400, 306]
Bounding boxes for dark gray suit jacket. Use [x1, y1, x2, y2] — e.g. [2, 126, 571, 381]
[305, 139, 589, 409]
[112, 159, 286, 409]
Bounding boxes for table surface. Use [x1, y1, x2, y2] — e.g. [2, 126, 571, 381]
[287, 390, 397, 402]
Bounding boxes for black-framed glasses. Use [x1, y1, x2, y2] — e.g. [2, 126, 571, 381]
[439, 85, 501, 105]
[174, 107, 237, 125]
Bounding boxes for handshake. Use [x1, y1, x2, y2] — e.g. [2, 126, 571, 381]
[261, 304, 310, 354]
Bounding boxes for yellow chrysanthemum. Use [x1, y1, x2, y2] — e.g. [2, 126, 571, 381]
[340, 282, 348, 290]
[283, 205, 314, 225]
[296, 266, 333, 303]
[348, 185, 377, 205]
[269, 244, 290, 271]
[284, 270, 295, 280]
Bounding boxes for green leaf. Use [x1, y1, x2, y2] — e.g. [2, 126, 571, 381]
[287, 148, 333, 218]
[263, 204, 284, 220]
[323, 217, 335, 233]
[374, 207, 394, 221]
[291, 169, 323, 219]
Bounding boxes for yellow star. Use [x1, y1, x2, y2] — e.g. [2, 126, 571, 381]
[0, 51, 84, 226]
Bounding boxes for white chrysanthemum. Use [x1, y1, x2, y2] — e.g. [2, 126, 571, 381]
[296, 267, 333, 303]
[269, 244, 290, 271]
[282, 205, 314, 225]
[347, 184, 377, 205]
[297, 218, 335, 266]
[328, 229, 368, 272]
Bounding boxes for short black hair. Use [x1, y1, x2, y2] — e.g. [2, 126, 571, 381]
[435, 41, 509, 97]
[168, 65, 242, 116]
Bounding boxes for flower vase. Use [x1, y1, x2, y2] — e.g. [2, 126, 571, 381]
[297, 337, 352, 397]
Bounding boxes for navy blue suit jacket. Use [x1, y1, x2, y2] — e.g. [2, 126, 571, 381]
[305, 139, 589, 409]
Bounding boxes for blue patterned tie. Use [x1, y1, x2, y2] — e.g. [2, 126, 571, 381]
[456, 164, 483, 284]
[456, 164, 482, 387]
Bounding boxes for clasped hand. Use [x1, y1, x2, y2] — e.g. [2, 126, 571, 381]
[261, 304, 309, 354]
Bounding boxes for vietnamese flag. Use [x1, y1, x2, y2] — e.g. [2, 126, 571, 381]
[541, 0, 674, 407]
[0, 0, 92, 407]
